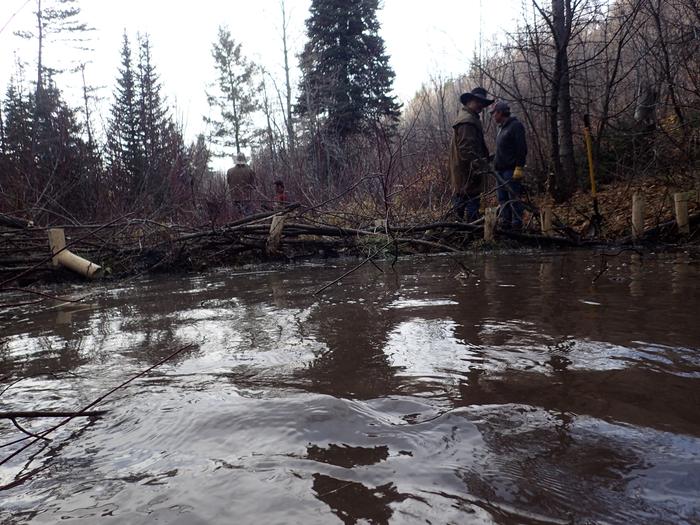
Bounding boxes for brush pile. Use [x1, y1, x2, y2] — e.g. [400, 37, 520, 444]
[1, 191, 697, 287]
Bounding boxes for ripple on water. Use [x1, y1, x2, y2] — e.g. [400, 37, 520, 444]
[1, 252, 699, 524]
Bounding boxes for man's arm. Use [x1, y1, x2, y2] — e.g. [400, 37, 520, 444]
[455, 124, 484, 168]
[514, 121, 528, 167]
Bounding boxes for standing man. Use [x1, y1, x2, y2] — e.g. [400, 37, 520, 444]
[491, 101, 528, 229]
[226, 152, 256, 215]
[449, 87, 494, 222]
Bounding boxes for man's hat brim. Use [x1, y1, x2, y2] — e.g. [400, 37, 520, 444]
[460, 92, 495, 106]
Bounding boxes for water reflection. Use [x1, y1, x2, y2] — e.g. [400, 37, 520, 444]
[1, 252, 699, 524]
[306, 444, 389, 468]
[302, 295, 399, 398]
[312, 474, 407, 525]
[456, 366, 700, 436]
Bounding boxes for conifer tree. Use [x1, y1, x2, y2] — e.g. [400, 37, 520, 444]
[137, 33, 169, 198]
[205, 26, 258, 157]
[0, 81, 34, 202]
[108, 32, 143, 195]
[297, 0, 400, 138]
[0, 103, 4, 150]
[1, 73, 93, 218]
[34, 76, 85, 200]
[15, 0, 92, 128]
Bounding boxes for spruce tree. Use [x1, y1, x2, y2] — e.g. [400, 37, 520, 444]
[1, 83, 33, 168]
[137, 33, 169, 199]
[0, 102, 4, 150]
[2, 74, 92, 218]
[205, 26, 258, 158]
[15, 0, 92, 135]
[35, 76, 85, 202]
[297, 0, 401, 138]
[1, 81, 34, 203]
[108, 32, 143, 196]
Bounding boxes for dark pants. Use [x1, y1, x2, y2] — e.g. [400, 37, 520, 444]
[452, 194, 480, 223]
[496, 170, 524, 227]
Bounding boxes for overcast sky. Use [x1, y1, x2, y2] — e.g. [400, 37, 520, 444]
[0, 0, 517, 167]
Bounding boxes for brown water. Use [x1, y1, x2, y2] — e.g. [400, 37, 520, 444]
[1, 251, 699, 524]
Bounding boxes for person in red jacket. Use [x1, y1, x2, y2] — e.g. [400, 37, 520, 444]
[273, 180, 288, 209]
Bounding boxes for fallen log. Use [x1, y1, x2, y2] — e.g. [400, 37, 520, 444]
[0, 213, 32, 229]
[618, 211, 700, 244]
[496, 228, 582, 247]
[155, 204, 301, 247]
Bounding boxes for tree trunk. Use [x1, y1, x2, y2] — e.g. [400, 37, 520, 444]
[281, 0, 295, 153]
[550, 0, 577, 202]
[80, 64, 94, 147]
[35, 0, 43, 107]
[262, 80, 276, 178]
[228, 70, 241, 154]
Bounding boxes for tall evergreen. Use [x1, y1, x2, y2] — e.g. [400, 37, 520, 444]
[108, 32, 143, 195]
[205, 26, 258, 158]
[15, 0, 92, 134]
[1, 73, 93, 218]
[297, 0, 401, 138]
[137, 33, 169, 199]
[0, 102, 5, 149]
[34, 76, 85, 204]
[1, 81, 34, 203]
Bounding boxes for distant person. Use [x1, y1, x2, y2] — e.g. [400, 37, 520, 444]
[273, 180, 288, 209]
[448, 87, 493, 222]
[226, 152, 256, 215]
[490, 101, 528, 229]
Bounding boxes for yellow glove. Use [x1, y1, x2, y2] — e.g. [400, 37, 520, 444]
[513, 166, 524, 180]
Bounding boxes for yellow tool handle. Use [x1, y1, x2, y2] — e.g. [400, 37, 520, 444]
[583, 114, 596, 197]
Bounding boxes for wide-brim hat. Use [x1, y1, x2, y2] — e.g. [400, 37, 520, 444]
[460, 87, 494, 106]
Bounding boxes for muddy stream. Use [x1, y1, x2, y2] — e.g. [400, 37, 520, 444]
[1, 251, 699, 524]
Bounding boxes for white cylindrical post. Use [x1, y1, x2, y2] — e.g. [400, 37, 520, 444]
[541, 206, 553, 237]
[632, 192, 645, 240]
[48, 228, 102, 278]
[266, 214, 286, 255]
[674, 192, 689, 234]
[484, 207, 496, 241]
[48, 228, 66, 268]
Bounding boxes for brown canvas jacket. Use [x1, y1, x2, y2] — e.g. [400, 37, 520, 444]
[448, 107, 490, 197]
[227, 165, 256, 200]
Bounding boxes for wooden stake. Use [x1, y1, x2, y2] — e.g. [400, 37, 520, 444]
[541, 206, 553, 237]
[484, 207, 496, 241]
[47, 228, 101, 278]
[373, 218, 388, 233]
[47, 228, 66, 268]
[632, 192, 645, 240]
[266, 214, 286, 255]
[674, 192, 689, 234]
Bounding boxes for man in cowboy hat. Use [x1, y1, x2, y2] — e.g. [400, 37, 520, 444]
[448, 87, 494, 222]
[227, 152, 256, 215]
